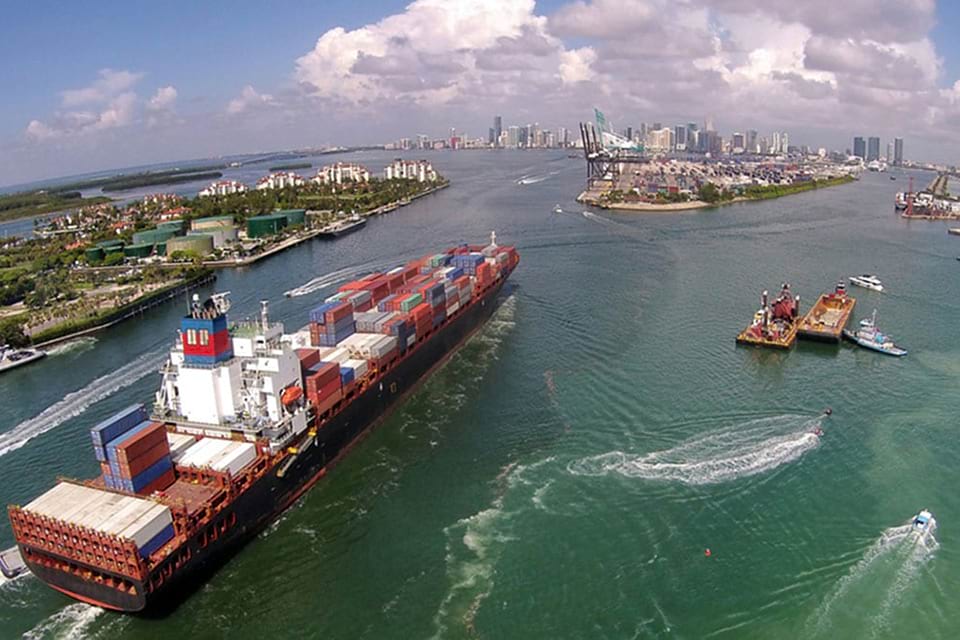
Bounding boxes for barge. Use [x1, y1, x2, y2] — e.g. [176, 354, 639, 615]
[736, 283, 800, 349]
[8, 233, 519, 612]
[797, 282, 856, 343]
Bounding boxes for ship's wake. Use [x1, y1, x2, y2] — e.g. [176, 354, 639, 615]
[284, 259, 397, 298]
[23, 603, 104, 640]
[45, 337, 97, 357]
[431, 456, 554, 639]
[806, 521, 938, 638]
[567, 415, 823, 485]
[517, 170, 559, 185]
[0, 349, 167, 458]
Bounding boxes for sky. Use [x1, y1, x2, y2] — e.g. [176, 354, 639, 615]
[1, 0, 959, 187]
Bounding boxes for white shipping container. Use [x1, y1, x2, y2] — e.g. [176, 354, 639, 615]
[117, 503, 174, 548]
[446, 301, 460, 316]
[387, 266, 404, 275]
[369, 335, 398, 358]
[210, 442, 257, 476]
[321, 346, 352, 364]
[167, 432, 197, 461]
[179, 437, 234, 468]
[343, 358, 368, 378]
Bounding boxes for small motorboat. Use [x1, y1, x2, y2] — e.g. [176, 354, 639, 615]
[912, 509, 935, 541]
[849, 274, 883, 292]
[843, 310, 907, 356]
[553, 204, 563, 214]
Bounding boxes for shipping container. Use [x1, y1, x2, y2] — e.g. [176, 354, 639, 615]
[90, 405, 148, 447]
[208, 442, 257, 476]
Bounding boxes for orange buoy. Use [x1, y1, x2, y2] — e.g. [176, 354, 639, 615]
[704, 548, 712, 557]
[281, 385, 303, 407]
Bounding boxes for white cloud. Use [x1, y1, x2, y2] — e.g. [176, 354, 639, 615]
[24, 70, 179, 140]
[226, 85, 277, 115]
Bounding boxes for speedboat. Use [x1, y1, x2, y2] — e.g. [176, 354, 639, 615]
[0, 344, 46, 373]
[912, 509, 935, 540]
[849, 274, 883, 292]
[553, 204, 563, 214]
[843, 310, 907, 356]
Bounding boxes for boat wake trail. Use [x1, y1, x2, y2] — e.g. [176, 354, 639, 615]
[517, 170, 559, 185]
[45, 337, 97, 357]
[284, 259, 398, 298]
[432, 456, 554, 639]
[806, 522, 938, 638]
[0, 349, 167, 458]
[23, 603, 104, 640]
[567, 415, 823, 485]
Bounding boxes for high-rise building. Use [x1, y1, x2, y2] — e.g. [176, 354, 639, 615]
[746, 130, 758, 154]
[558, 127, 569, 147]
[494, 115, 502, 147]
[653, 122, 662, 131]
[894, 137, 904, 166]
[732, 132, 745, 153]
[626, 127, 633, 142]
[853, 136, 866, 159]
[886, 142, 893, 163]
[507, 126, 520, 148]
[674, 125, 687, 151]
[867, 136, 880, 162]
[488, 128, 495, 145]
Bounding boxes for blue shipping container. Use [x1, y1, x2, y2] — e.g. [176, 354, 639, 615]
[131, 455, 173, 493]
[139, 523, 175, 559]
[94, 445, 107, 462]
[90, 404, 148, 447]
[105, 420, 155, 455]
[340, 367, 355, 385]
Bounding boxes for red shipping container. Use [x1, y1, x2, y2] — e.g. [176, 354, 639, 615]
[387, 273, 405, 292]
[119, 441, 172, 478]
[353, 299, 373, 312]
[100, 462, 111, 477]
[401, 265, 419, 282]
[312, 389, 342, 416]
[296, 348, 321, 371]
[324, 301, 353, 324]
[114, 422, 169, 465]
[137, 468, 176, 496]
[338, 280, 364, 293]
[305, 362, 339, 395]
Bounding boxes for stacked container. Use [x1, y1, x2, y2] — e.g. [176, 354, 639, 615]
[309, 302, 356, 347]
[304, 361, 342, 413]
[452, 252, 484, 276]
[91, 407, 175, 495]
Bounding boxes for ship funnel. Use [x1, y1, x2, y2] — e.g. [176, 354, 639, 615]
[761, 290, 768, 308]
[260, 300, 269, 332]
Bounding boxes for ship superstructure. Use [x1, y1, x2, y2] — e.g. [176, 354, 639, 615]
[8, 235, 519, 612]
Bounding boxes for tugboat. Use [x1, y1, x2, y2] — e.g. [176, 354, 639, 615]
[849, 274, 883, 292]
[843, 309, 907, 356]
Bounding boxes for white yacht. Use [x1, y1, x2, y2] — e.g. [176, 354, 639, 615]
[849, 274, 883, 292]
[912, 509, 936, 542]
[0, 344, 46, 373]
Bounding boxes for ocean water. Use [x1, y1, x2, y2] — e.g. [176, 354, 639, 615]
[0, 151, 957, 638]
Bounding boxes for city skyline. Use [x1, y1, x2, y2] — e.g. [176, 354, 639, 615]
[3, 0, 960, 186]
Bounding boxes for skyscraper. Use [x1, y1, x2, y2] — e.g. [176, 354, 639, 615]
[894, 138, 904, 166]
[507, 126, 520, 148]
[493, 115, 502, 147]
[867, 136, 880, 162]
[746, 130, 758, 154]
[674, 125, 687, 151]
[886, 142, 894, 163]
[853, 136, 866, 159]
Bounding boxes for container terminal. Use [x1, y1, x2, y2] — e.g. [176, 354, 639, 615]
[6, 233, 518, 612]
[736, 284, 800, 349]
[797, 282, 856, 343]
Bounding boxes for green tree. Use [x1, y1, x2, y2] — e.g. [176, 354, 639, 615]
[103, 252, 125, 267]
[698, 183, 721, 203]
[0, 318, 28, 347]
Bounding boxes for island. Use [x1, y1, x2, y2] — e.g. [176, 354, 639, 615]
[577, 158, 857, 212]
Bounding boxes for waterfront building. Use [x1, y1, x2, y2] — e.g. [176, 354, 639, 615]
[255, 172, 305, 191]
[199, 180, 248, 198]
[894, 137, 904, 166]
[732, 132, 745, 154]
[853, 137, 866, 160]
[746, 130, 758, 154]
[312, 163, 370, 186]
[385, 159, 437, 182]
[507, 126, 520, 148]
[886, 142, 894, 163]
[674, 125, 687, 151]
[867, 136, 880, 162]
[494, 116, 502, 147]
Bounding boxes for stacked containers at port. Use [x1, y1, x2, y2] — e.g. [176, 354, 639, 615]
[341, 333, 399, 370]
[445, 280, 460, 317]
[90, 405, 148, 462]
[101, 421, 175, 495]
[413, 279, 446, 328]
[377, 294, 397, 312]
[181, 313, 232, 366]
[354, 310, 397, 333]
[454, 275, 473, 305]
[309, 301, 356, 347]
[346, 290, 373, 312]
[304, 361, 341, 414]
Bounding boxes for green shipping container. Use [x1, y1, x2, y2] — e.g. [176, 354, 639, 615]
[247, 214, 288, 238]
[400, 293, 423, 312]
[84, 247, 105, 263]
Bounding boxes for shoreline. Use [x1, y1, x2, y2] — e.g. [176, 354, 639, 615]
[577, 176, 854, 213]
[30, 272, 215, 348]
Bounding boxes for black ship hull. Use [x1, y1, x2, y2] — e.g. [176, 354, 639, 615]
[22, 268, 515, 612]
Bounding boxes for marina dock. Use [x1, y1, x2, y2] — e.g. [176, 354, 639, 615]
[798, 283, 856, 343]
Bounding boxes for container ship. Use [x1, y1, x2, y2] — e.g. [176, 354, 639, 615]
[7, 233, 519, 612]
[798, 282, 855, 343]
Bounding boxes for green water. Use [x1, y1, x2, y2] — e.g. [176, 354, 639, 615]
[0, 152, 957, 639]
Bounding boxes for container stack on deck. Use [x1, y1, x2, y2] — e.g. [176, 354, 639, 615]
[91, 406, 175, 495]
